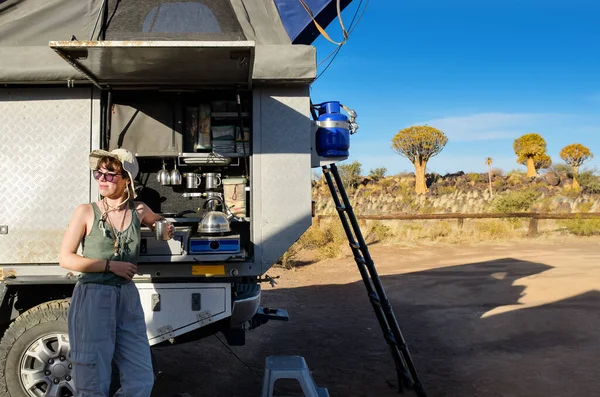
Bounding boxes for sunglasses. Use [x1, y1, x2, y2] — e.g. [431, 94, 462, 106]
[93, 170, 125, 183]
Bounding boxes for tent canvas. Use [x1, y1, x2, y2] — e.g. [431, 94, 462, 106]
[0, 0, 350, 84]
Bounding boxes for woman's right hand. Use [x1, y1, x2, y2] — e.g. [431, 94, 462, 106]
[108, 260, 138, 280]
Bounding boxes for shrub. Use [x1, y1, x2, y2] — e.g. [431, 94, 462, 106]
[493, 189, 540, 213]
[338, 161, 363, 189]
[428, 221, 452, 238]
[507, 169, 526, 177]
[559, 218, 600, 236]
[561, 187, 580, 199]
[437, 185, 458, 195]
[578, 202, 594, 213]
[368, 167, 388, 180]
[317, 242, 343, 260]
[475, 220, 510, 239]
[366, 221, 392, 243]
[467, 173, 484, 183]
[551, 164, 573, 178]
[276, 244, 300, 269]
[578, 170, 600, 194]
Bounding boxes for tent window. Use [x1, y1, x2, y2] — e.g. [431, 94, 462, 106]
[105, 0, 244, 41]
[142, 3, 222, 34]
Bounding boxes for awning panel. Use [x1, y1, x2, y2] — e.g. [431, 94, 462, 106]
[50, 41, 255, 89]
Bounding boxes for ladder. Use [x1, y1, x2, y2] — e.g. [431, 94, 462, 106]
[321, 164, 427, 396]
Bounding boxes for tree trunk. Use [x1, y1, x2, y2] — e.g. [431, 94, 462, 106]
[414, 161, 428, 194]
[487, 164, 493, 198]
[526, 156, 537, 177]
[573, 166, 580, 190]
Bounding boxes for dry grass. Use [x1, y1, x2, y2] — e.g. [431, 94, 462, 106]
[276, 216, 598, 268]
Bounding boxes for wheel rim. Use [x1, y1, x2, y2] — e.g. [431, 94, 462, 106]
[19, 333, 75, 397]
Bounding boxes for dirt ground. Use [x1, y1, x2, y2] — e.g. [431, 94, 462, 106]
[151, 239, 600, 397]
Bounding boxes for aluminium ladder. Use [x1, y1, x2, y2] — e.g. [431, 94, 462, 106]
[321, 163, 427, 396]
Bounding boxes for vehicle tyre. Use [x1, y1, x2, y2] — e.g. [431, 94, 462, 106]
[0, 300, 73, 397]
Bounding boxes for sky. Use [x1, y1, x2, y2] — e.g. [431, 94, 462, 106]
[310, 0, 600, 176]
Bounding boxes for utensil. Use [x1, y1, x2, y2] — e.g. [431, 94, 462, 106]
[158, 160, 170, 185]
[170, 159, 182, 185]
[202, 172, 222, 190]
[155, 219, 171, 241]
[185, 173, 201, 189]
[199, 197, 230, 234]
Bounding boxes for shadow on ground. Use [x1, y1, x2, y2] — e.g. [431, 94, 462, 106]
[151, 258, 599, 397]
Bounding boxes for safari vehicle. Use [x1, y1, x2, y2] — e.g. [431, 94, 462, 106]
[0, 0, 355, 395]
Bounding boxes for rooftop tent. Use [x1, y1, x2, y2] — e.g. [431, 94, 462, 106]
[273, 0, 352, 44]
[0, 0, 319, 84]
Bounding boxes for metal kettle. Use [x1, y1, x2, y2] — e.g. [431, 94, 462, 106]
[199, 197, 230, 234]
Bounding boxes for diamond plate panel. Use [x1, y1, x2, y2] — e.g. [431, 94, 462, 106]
[0, 88, 94, 264]
[252, 87, 312, 272]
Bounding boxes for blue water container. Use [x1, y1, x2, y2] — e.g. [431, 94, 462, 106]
[316, 101, 350, 157]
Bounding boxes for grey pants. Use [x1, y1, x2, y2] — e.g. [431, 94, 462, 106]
[68, 282, 154, 397]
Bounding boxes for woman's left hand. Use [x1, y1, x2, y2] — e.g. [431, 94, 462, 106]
[167, 222, 175, 239]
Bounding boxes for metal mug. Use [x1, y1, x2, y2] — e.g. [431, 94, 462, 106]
[185, 173, 201, 189]
[202, 173, 222, 190]
[155, 219, 170, 241]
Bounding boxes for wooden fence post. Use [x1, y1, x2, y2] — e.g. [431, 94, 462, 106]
[528, 215, 539, 237]
[457, 218, 464, 229]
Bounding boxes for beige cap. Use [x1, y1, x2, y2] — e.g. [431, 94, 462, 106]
[89, 148, 139, 198]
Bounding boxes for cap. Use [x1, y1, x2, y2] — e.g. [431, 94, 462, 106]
[89, 148, 139, 198]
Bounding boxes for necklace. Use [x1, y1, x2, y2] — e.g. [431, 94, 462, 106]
[103, 198, 127, 256]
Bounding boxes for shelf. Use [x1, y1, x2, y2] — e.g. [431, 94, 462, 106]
[211, 112, 249, 118]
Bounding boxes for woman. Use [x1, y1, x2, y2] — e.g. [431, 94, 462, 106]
[59, 148, 173, 397]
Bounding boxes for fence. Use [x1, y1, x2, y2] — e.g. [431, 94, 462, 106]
[315, 212, 600, 237]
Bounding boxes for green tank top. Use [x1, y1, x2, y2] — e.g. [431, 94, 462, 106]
[79, 201, 141, 285]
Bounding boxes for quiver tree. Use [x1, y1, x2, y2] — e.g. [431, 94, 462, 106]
[486, 157, 493, 198]
[513, 133, 550, 177]
[559, 144, 593, 190]
[391, 126, 448, 194]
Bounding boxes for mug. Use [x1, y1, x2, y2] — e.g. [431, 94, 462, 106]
[155, 219, 171, 241]
[203, 173, 222, 190]
[185, 173, 201, 189]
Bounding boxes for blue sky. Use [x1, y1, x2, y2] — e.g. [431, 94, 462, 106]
[310, 0, 600, 175]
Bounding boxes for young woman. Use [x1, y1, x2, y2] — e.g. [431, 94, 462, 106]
[59, 148, 173, 396]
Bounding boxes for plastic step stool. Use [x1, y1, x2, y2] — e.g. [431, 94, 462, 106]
[261, 356, 329, 397]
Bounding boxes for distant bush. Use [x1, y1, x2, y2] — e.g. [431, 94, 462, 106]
[368, 167, 387, 180]
[559, 218, 600, 236]
[475, 220, 510, 239]
[297, 225, 329, 249]
[467, 173, 484, 183]
[551, 164, 573, 177]
[507, 169, 526, 177]
[578, 170, 600, 194]
[366, 221, 392, 243]
[561, 187, 580, 199]
[338, 161, 362, 189]
[428, 221, 452, 238]
[493, 189, 539, 213]
[437, 185, 458, 195]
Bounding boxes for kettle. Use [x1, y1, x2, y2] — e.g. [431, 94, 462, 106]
[199, 197, 230, 234]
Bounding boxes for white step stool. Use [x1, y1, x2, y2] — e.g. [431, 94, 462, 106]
[260, 356, 330, 397]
